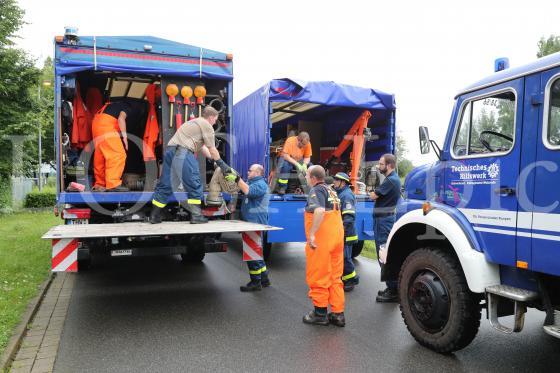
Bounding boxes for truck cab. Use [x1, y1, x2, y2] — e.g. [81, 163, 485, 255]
[384, 52, 560, 352]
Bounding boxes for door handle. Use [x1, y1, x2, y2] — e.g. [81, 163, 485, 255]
[494, 187, 516, 196]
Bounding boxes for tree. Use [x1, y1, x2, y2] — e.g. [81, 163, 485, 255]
[396, 135, 414, 178]
[0, 0, 40, 179]
[537, 35, 560, 58]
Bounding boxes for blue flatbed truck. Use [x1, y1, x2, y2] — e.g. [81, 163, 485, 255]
[384, 52, 560, 352]
[232, 79, 396, 257]
[44, 31, 279, 271]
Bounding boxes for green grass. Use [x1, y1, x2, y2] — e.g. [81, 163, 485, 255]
[360, 240, 377, 260]
[0, 211, 60, 355]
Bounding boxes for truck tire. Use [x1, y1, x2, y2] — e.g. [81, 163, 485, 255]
[351, 240, 364, 258]
[181, 248, 205, 263]
[398, 248, 481, 353]
[78, 258, 92, 271]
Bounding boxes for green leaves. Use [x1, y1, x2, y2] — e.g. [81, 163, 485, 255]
[0, 0, 25, 48]
[0, 0, 42, 179]
[537, 35, 560, 58]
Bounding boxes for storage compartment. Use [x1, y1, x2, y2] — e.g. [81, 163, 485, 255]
[268, 102, 393, 194]
[59, 71, 230, 193]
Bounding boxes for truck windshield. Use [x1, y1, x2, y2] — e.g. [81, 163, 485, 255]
[453, 91, 515, 157]
[547, 78, 560, 146]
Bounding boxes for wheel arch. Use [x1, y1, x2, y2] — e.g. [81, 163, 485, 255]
[384, 208, 499, 293]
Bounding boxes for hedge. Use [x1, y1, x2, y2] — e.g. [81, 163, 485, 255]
[24, 191, 56, 208]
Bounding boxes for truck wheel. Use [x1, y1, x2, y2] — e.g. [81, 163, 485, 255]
[181, 249, 205, 263]
[78, 258, 92, 271]
[398, 248, 481, 353]
[351, 240, 364, 258]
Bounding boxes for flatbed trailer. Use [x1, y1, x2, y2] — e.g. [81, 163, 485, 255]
[43, 221, 281, 272]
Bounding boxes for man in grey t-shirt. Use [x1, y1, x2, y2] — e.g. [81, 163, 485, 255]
[150, 106, 232, 224]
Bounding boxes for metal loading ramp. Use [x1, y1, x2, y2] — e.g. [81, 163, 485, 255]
[42, 220, 282, 240]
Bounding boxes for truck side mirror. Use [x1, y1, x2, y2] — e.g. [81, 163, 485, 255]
[419, 126, 431, 154]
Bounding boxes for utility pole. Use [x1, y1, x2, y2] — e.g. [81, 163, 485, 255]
[38, 84, 42, 191]
[37, 80, 51, 191]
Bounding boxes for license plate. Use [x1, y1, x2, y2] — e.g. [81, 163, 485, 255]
[68, 219, 88, 225]
[111, 249, 132, 257]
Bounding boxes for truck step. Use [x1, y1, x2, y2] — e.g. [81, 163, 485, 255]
[486, 285, 539, 334]
[543, 311, 560, 339]
[485, 284, 539, 302]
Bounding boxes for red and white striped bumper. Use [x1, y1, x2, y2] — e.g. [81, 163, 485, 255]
[241, 231, 263, 261]
[51, 238, 78, 272]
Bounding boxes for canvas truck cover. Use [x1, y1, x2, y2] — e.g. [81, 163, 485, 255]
[55, 36, 233, 80]
[232, 79, 396, 178]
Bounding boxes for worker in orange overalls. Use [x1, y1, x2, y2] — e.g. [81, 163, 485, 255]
[91, 101, 132, 192]
[302, 165, 346, 327]
[276, 131, 312, 194]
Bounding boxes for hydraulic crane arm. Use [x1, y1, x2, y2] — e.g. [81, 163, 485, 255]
[325, 110, 372, 190]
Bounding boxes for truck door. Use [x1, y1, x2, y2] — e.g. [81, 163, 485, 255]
[528, 67, 560, 276]
[443, 79, 524, 267]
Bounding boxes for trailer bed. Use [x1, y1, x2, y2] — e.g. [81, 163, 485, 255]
[42, 220, 281, 240]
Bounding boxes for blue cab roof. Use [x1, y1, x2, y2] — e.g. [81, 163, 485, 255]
[457, 51, 560, 97]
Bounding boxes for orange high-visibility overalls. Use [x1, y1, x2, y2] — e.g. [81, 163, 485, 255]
[304, 184, 345, 313]
[92, 103, 126, 190]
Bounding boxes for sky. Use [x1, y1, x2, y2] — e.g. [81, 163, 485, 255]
[14, 0, 559, 164]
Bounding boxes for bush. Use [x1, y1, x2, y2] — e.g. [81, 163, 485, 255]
[24, 191, 56, 208]
[0, 178, 10, 211]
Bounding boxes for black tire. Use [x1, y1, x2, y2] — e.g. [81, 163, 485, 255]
[78, 258, 92, 271]
[351, 240, 364, 258]
[263, 232, 272, 261]
[181, 248, 205, 263]
[398, 248, 481, 353]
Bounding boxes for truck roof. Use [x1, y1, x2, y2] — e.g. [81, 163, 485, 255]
[55, 35, 233, 80]
[456, 51, 560, 98]
[69, 35, 230, 61]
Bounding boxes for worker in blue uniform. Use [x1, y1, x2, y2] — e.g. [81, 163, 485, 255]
[333, 172, 360, 292]
[230, 164, 271, 292]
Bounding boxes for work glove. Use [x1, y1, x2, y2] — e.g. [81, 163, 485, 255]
[296, 163, 307, 173]
[215, 159, 232, 174]
[224, 169, 240, 183]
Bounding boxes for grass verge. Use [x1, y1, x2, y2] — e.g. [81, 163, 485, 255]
[0, 211, 59, 355]
[361, 240, 377, 260]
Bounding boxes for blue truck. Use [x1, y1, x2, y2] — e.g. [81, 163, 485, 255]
[232, 79, 396, 257]
[384, 53, 560, 352]
[45, 31, 280, 270]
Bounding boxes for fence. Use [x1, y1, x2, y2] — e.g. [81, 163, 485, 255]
[11, 176, 34, 207]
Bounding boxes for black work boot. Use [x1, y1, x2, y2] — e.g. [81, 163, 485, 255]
[261, 274, 271, 288]
[376, 288, 399, 303]
[187, 204, 208, 224]
[303, 307, 329, 326]
[343, 281, 355, 292]
[240, 280, 262, 292]
[377, 287, 389, 296]
[150, 206, 163, 224]
[328, 312, 346, 327]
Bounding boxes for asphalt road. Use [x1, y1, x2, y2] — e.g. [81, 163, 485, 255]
[54, 234, 560, 373]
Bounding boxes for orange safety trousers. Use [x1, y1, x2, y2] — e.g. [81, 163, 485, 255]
[92, 108, 126, 190]
[304, 209, 345, 313]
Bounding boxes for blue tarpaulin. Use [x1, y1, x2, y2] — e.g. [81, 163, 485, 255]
[232, 79, 396, 178]
[55, 36, 233, 80]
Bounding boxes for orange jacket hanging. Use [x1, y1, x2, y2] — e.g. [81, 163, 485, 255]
[85, 87, 103, 117]
[143, 84, 161, 161]
[71, 82, 93, 150]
